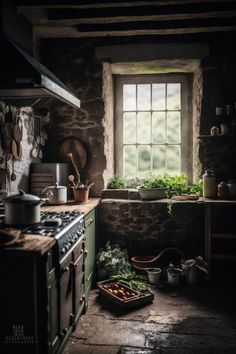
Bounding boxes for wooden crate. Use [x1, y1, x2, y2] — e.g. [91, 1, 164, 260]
[31, 173, 55, 196]
[97, 279, 154, 309]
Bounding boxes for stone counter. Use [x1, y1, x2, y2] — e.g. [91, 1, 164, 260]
[97, 198, 205, 257]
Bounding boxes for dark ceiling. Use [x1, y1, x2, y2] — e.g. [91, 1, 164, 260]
[13, 0, 236, 39]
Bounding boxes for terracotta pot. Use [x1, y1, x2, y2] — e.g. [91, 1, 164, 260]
[72, 187, 89, 203]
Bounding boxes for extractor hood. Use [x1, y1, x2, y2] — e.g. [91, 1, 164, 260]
[0, 0, 80, 109]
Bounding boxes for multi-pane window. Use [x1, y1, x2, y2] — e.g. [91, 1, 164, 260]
[115, 74, 192, 179]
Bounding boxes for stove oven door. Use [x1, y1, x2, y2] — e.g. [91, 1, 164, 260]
[72, 238, 85, 323]
[59, 252, 73, 338]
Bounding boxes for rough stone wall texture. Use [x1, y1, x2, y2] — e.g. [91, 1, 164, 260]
[98, 200, 204, 258]
[40, 42, 105, 196]
[198, 47, 236, 182]
[192, 66, 203, 181]
[102, 63, 114, 188]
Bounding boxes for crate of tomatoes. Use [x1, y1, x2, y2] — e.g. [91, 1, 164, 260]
[97, 279, 154, 308]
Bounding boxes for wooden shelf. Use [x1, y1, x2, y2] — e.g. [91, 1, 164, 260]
[212, 254, 236, 260]
[212, 233, 236, 239]
[198, 134, 236, 139]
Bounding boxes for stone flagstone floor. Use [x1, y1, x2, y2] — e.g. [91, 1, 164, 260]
[63, 283, 236, 354]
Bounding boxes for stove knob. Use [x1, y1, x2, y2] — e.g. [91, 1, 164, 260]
[61, 247, 66, 254]
[65, 244, 69, 251]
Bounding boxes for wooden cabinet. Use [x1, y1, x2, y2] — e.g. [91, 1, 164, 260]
[0, 250, 57, 354]
[205, 199, 236, 281]
[84, 209, 96, 309]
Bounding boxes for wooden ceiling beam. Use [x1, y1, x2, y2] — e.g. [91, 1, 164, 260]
[74, 17, 236, 33]
[20, 9, 236, 26]
[34, 25, 236, 39]
[14, 0, 236, 7]
[46, 3, 236, 20]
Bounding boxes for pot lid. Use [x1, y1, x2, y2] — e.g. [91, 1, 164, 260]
[5, 190, 40, 203]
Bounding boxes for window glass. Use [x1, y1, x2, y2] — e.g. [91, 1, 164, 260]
[137, 84, 151, 110]
[123, 145, 136, 177]
[137, 112, 151, 144]
[123, 112, 136, 144]
[167, 83, 181, 110]
[152, 84, 165, 110]
[123, 85, 136, 111]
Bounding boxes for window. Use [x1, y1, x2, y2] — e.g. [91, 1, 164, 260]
[114, 74, 192, 179]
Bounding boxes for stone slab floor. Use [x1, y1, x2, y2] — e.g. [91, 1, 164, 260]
[63, 283, 236, 354]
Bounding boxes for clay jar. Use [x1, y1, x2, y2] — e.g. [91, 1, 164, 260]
[203, 170, 217, 198]
[228, 180, 236, 199]
[217, 182, 229, 199]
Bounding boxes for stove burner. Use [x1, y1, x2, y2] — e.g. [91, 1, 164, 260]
[43, 218, 62, 228]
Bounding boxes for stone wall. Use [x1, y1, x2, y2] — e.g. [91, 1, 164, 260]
[97, 199, 204, 258]
[39, 36, 236, 194]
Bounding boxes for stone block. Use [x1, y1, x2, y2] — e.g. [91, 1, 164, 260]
[101, 189, 129, 199]
[128, 189, 141, 200]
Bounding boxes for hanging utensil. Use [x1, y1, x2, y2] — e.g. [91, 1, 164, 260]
[13, 114, 23, 143]
[11, 139, 22, 161]
[10, 159, 16, 181]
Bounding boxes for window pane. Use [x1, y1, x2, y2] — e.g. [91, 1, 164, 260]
[167, 112, 180, 143]
[138, 145, 151, 175]
[152, 112, 165, 143]
[124, 112, 136, 144]
[166, 145, 180, 175]
[137, 84, 150, 110]
[124, 145, 136, 177]
[153, 145, 165, 174]
[137, 112, 151, 143]
[152, 84, 165, 110]
[167, 84, 181, 110]
[123, 85, 136, 111]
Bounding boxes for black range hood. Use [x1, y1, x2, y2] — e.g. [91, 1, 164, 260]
[0, 0, 80, 109]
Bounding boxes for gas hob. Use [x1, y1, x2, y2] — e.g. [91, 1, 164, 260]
[0, 210, 85, 262]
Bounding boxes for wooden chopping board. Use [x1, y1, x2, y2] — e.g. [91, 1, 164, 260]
[171, 194, 199, 201]
[59, 138, 87, 171]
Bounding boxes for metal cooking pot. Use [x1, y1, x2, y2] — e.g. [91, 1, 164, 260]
[4, 190, 46, 225]
[43, 183, 67, 205]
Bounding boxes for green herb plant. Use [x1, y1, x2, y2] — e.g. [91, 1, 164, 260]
[107, 174, 202, 198]
[96, 242, 131, 280]
[111, 272, 151, 294]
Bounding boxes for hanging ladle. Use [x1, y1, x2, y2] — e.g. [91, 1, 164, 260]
[10, 159, 16, 181]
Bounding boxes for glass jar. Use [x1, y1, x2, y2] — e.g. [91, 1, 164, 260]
[210, 126, 219, 136]
[217, 182, 229, 199]
[203, 170, 217, 198]
[228, 180, 236, 199]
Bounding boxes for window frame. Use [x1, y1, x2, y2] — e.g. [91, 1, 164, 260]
[114, 73, 193, 181]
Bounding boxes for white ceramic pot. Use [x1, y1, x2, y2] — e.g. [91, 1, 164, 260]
[44, 183, 67, 205]
[138, 187, 168, 200]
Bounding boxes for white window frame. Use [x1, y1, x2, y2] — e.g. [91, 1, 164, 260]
[114, 74, 193, 180]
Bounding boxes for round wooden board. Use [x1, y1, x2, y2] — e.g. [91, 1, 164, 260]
[59, 138, 87, 171]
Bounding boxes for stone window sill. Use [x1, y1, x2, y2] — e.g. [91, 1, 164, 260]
[101, 189, 203, 204]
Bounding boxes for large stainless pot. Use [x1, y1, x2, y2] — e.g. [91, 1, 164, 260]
[43, 183, 67, 205]
[4, 190, 46, 225]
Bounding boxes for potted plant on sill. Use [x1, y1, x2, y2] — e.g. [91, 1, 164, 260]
[138, 175, 168, 200]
